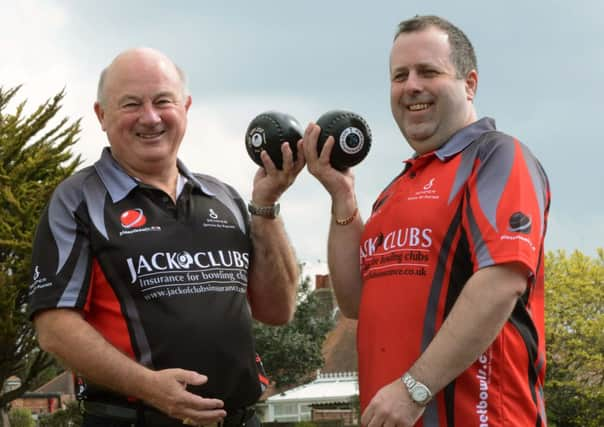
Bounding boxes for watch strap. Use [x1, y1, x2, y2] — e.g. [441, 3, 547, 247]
[401, 372, 432, 406]
[247, 201, 280, 219]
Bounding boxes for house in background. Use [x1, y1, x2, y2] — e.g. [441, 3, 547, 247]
[259, 275, 360, 424]
[9, 371, 75, 417]
[262, 372, 358, 424]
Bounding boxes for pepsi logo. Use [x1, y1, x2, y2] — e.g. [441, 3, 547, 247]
[120, 209, 147, 229]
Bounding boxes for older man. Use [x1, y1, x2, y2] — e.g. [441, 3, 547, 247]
[29, 48, 304, 426]
[304, 15, 550, 427]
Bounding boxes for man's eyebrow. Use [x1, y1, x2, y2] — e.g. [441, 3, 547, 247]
[390, 64, 408, 74]
[416, 62, 439, 69]
[154, 91, 178, 98]
[117, 95, 140, 104]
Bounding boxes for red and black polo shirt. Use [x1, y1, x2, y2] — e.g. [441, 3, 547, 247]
[28, 148, 261, 411]
[358, 118, 550, 426]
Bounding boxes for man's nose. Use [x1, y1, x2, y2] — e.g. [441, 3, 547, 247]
[139, 102, 161, 124]
[404, 71, 423, 95]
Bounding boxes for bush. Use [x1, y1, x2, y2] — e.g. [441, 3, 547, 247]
[38, 401, 82, 427]
[8, 408, 34, 427]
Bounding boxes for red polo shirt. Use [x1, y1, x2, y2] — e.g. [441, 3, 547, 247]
[358, 118, 549, 426]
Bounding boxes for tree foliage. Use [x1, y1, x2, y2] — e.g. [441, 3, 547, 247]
[38, 401, 82, 427]
[253, 275, 334, 388]
[544, 249, 604, 427]
[0, 86, 81, 413]
[7, 408, 34, 427]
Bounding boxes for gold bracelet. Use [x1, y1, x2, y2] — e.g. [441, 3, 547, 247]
[333, 207, 358, 226]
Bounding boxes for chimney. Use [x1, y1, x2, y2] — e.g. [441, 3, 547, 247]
[314, 274, 335, 318]
[315, 274, 329, 289]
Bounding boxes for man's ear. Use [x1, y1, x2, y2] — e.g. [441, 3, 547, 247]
[94, 102, 107, 131]
[465, 69, 478, 102]
[184, 95, 192, 112]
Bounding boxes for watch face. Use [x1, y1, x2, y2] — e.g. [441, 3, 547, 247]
[412, 386, 429, 402]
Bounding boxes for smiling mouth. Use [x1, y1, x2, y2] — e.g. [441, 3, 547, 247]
[136, 131, 165, 139]
[407, 103, 431, 112]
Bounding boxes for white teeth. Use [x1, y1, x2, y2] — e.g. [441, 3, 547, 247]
[137, 131, 164, 139]
[408, 103, 430, 111]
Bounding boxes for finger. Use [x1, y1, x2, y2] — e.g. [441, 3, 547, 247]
[367, 412, 385, 427]
[260, 150, 277, 174]
[360, 404, 373, 427]
[293, 139, 306, 172]
[383, 417, 397, 427]
[174, 370, 208, 387]
[195, 397, 225, 410]
[318, 135, 335, 164]
[280, 142, 294, 171]
[302, 123, 320, 162]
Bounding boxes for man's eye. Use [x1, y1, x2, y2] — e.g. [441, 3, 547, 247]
[393, 73, 407, 82]
[122, 102, 139, 108]
[156, 98, 172, 105]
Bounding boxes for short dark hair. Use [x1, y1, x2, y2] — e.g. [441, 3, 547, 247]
[394, 15, 477, 78]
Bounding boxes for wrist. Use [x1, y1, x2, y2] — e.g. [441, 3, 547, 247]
[129, 367, 157, 404]
[250, 190, 280, 206]
[401, 372, 433, 406]
[331, 197, 358, 226]
[332, 206, 358, 226]
[248, 200, 280, 219]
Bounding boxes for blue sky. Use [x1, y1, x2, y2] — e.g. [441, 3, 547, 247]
[2, 0, 603, 276]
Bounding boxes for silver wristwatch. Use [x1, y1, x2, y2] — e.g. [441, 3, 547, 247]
[401, 372, 432, 406]
[247, 201, 280, 219]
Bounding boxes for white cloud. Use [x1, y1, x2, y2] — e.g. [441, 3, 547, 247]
[2, 1, 72, 102]
[1, 0, 103, 165]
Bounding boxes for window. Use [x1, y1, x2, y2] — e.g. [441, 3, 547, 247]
[274, 403, 297, 416]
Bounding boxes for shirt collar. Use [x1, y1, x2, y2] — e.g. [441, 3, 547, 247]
[433, 117, 496, 161]
[176, 157, 215, 196]
[94, 147, 215, 203]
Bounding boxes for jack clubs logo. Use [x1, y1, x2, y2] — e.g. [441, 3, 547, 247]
[176, 251, 194, 268]
[120, 209, 147, 229]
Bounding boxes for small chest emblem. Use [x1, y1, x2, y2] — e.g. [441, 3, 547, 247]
[120, 209, 147, 229]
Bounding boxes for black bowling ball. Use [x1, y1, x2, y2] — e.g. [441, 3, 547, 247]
[245, 111, 302, 169]
[316, 110, 371, 170]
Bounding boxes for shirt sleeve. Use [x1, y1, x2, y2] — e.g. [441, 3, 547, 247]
[28, 177, 93, 319]
[462, 132, 550, 276]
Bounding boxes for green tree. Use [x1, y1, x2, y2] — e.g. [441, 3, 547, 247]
[38, 401, 82, 427]
[7, 408, 34, 427]
[253, 274, 334, 388]
[544, 249, 604, 426]
[0, 86, 81, 421]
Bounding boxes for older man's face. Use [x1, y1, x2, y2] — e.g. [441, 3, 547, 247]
[94, 50, 191, 175]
